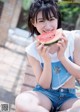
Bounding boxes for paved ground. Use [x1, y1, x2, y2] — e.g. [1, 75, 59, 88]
[0, 41, 29, 112]
[0, 40, 80, 112]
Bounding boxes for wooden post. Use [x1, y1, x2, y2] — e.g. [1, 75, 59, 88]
[0, 0, 22, 46]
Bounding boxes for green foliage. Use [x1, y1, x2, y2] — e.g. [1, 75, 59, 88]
[22, 0, 32, 11]
[58, 3, 80, 24]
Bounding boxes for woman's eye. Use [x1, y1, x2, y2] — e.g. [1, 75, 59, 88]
[49, 18, 55, 21]
[39, 20, 44, 22]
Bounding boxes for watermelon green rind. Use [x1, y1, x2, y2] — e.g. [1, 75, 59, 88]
[44, 39, 60, 46]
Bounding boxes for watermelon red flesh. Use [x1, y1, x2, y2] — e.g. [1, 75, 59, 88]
[37, 28, 62, 45]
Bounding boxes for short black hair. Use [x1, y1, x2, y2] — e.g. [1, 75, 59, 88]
[27, 0, 61, 36]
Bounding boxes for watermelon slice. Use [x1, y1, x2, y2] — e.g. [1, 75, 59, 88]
[36, 28, 62, 46]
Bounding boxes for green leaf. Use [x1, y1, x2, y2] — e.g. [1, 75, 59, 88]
[22, 0, 32, 11]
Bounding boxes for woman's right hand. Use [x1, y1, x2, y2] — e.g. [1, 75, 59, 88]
[36, 41, 51, 62]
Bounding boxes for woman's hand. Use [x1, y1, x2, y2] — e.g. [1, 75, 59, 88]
[57, 34, 68, 60]
[36, 41, 51, 62]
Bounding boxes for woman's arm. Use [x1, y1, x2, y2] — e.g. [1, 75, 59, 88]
[27, 54, 52, 89]
[58, 36, 80, 79]
[73, 36, 80, 66]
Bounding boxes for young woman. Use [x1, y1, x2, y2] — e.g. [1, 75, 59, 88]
[15, 0, 80, 111]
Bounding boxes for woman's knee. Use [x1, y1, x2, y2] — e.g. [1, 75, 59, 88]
[15, 91, 40, 111]
[15, 91, 52, 111]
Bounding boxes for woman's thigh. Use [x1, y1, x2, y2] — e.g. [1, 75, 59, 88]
[15, 90, 52, 111]
[60, 98, 80, 111]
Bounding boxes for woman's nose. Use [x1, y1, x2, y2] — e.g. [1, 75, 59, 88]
[44, 21, 52, 30]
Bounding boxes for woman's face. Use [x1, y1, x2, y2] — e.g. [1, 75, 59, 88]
[33, 11, 58, 34]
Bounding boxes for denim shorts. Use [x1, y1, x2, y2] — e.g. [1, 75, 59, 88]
[33, 85, 77, 111]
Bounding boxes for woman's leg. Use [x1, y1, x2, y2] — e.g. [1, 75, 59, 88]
[15, 91, 52, 112]
[59, 98, 80, 111]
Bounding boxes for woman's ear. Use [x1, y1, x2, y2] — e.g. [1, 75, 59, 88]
[30, 19, 36, 27]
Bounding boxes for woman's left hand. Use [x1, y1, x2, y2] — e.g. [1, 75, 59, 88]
[57, 34, 68, 60]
